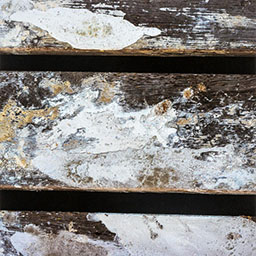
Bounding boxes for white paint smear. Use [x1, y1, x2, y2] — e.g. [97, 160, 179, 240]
[10, 7, 161, 50]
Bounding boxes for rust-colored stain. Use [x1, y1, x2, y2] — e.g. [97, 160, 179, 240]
[183, 88, 193, 99]
[98, 81, 116, 103]
[154, 100, 171, 115]
[15, 156, 29, 168]
[177, 114, 198, 126]
[138, 168, 178, 187]
[0, 100, 58, 142]
[197, 82, 207, 92]
[241, 216, 256, 223]
[176, 117, 192, 126]
[50, 80, 74, 95]
[66, 160, 94, 185]
[43, 78, 74, 95]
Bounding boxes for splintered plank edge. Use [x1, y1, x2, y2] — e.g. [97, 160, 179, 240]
[0, 0, 256, 56]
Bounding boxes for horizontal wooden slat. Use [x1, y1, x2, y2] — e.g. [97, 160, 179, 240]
[0, 211, 255, 255]
[0, 0, 256, 56]
[0, 72, 255, 194]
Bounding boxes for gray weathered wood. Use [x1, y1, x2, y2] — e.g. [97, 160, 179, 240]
[0, 211, 256, 255]
[0, 0, 256, 56]
[0, 72, 255, 194]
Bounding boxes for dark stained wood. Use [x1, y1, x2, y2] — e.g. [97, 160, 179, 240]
[0, 72, 255, 194]
[0, 0, 256, 56]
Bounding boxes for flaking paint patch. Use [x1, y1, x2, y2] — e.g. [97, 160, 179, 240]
[160, 7, 256, 29]
[10, 7, 161, 50]
[0, 99, 58, 142]
[0, 0, 34, 20]
[92, 3, 126, 17]
[158, 7, 256, 49]
[40, 77, 73, 96]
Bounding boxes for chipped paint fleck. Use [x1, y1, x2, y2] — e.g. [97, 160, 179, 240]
[197, 82, 207, 92]
[154, 100, 172, 115]
[14, 156, 29, 168]
[40, 77, 73, 95]
[68, 221, 78, 233]
[183, 87, 193, 99]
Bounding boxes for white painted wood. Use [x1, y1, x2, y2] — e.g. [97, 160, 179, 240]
[0, 212, 255, 256]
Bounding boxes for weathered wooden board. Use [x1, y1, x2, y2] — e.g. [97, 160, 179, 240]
[0, 211, 255, 255]
[0, 0, 256, 56]
[0, 72, 255, 194]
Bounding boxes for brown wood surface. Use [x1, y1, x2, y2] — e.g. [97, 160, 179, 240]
[0, 211, 256, 255]
[0, 72, 255, 194]
[0, 0, 256, 56]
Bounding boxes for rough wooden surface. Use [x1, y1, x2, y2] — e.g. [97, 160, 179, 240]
[0, 0, 256, 56]
[0, 211, 255, 255]
[0, 72, 255, 194]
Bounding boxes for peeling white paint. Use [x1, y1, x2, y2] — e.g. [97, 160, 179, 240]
[90, 214, 256, 256]
[10, 230, 128, 256]
[0, 0, 34, 20]
[24, 75, 256, 190]
[31, 76, 179, 187]
[0, 24, 26, 47]
[0, 72, 255, 192]
[95, 9, 126, 17]
[172, 7, 256, 30]
[1, 212, 255, 256]
[10, 7, 161, 50]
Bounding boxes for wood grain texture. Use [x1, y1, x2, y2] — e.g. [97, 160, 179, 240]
[0, 0, 256, 56]
[0, 72, 255, 194]
[0, 211, 256, 255]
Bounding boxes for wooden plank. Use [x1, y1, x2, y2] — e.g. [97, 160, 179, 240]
[0, 211, 255, 255]
[0, 72, 255, 193]
[0, 0, 256, 56]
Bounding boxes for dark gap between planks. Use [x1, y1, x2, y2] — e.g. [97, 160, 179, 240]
[0, 191, 255, 216]
[0, 56, 255, 74]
